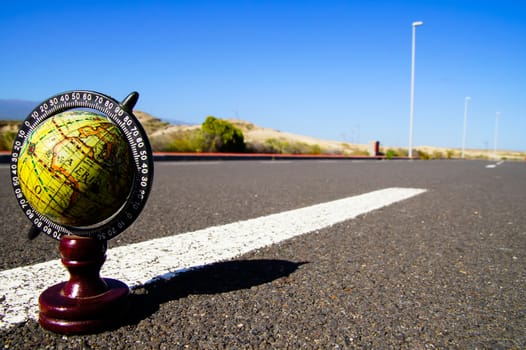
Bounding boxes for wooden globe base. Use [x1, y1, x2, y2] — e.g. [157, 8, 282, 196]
[38, 235, 129, 334]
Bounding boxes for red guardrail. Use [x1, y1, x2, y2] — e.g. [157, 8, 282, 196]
[1, 150, 412, 163]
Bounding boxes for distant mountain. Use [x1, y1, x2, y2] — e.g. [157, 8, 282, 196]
[0, 99, 195, 125]
[0, 99, 39, 120]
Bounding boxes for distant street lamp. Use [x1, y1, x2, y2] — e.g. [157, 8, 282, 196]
[494, 112, 500, 159]
[409, 21, 424, 158]
[461, 96, 471, 159]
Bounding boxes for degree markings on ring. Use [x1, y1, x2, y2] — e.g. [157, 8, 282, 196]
[11, 90, 154, 240]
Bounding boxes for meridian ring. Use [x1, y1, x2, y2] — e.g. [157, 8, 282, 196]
[10, 90, 154, 240]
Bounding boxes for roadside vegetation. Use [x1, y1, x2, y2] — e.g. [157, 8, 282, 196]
[0, 120, 19, 150]
[152, 116, 245, 153]
[0, 115, 524, 160]
[248, 138, 322, 154]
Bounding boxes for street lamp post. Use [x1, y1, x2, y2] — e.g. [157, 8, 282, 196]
[409, 21, 423, 159]
[461, 96, 471, 159]
[494, 112, 500, 159]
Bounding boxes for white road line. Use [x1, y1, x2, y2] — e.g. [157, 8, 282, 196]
[486, 160, 504, 168]
[159, 161, 222, 166]
[0, 187, 426, 329]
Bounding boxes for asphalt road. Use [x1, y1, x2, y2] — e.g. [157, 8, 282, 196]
[1, 159, 525, 349]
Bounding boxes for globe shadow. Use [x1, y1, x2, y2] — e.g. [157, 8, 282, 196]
[125, 259, 308, 325]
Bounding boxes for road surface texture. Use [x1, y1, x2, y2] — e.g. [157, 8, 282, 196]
[1, 160, 525, 349]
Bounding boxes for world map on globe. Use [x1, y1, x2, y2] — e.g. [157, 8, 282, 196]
[17, 111, 134, 227]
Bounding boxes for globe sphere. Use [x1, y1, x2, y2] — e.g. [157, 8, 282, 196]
[17, 111, 134, 227]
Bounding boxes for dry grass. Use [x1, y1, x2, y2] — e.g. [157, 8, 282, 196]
[1, 112, 524, 160]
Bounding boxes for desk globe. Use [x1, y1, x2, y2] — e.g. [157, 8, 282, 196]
[17, 111, 133, 227]
[10, 91, 154, 334]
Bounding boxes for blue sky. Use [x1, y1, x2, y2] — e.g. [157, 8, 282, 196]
[1, 0, 525, 151]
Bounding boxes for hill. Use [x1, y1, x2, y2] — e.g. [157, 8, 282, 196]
[146, 116, 370, 155]
[0, 120, 21, 150]
[0, 99, 39, 119]
[228, 119, 370, 155]
[136, 113, 525, 159]
[0, 110, 524, 160]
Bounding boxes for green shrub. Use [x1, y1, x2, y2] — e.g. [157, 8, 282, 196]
[263, 138, 283, 153]
[383, 148, 407, 159]
[432, 150, 443, 159]
[0, 130, 16, 151]
[310, 144, 322, 154]
[201, 116, 245, 152]
[385, 149, 396, 159]
[166, 130, 205, 152]
[416, 149, 431, 160]
[253, 138, 325, 154]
